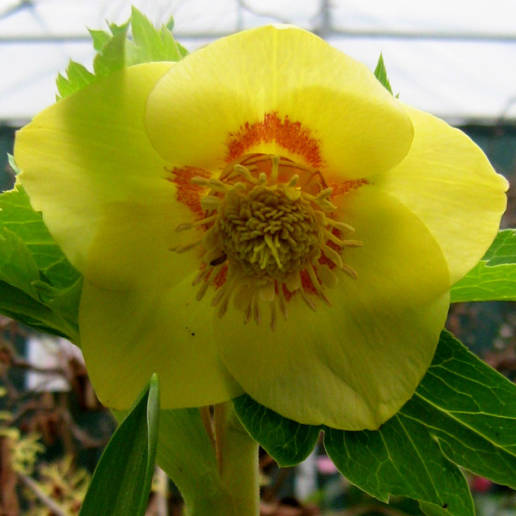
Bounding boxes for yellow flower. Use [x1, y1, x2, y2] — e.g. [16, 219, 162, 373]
[14, 26, 507, 430]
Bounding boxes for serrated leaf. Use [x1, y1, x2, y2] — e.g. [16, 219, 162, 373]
[160, 26, 189, 59]
[165, 16, 175, 31]
[93, 22, 129, 78]
[80, 374, 160, 516]
[233, 394, 320, 467]
[56, 61, 95, 99]
[374, 53, 393, 94]
[88, 29, 111, 52]
[0, 185, 81, 340]
[451, 230, 516, 302]
[0, 186, 79, 287]
[130, 7, 164, 60]
[126, 7, 187, 65]
[401, 330, 516, 488]
[109, 22, 129, 37]
[58, 10, 187, 101]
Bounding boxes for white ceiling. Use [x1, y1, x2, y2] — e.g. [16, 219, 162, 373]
[1, 0, 516, 124]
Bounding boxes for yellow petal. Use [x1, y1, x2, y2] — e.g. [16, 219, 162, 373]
[215, 187, 450, 430]
[375, 106, 508, 285]
[15, 63, 199, 290]
[79, 279, 242, 410]
[146, 25, 413, 178]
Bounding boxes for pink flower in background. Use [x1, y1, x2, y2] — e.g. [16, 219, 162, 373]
[316, 456, 337, 475]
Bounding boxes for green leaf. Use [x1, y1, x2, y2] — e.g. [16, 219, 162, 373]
[88, 29, 111, 52]
[0, 226, 40, 296]
[126, 7, 187, 65]
[56, 9, 187, 101]
[56, 61, 96, 99]
[325, 413, 474, 515]
[401, 330, 516, 488]
[234, 394, 320, 467]
[93, 21, 129, 78]
[0, 281, 77, 338]
[165, 16, 175, 31]
[58, 23, 128, 99]
[419, 501, 463, 516]
[0, 186, 77, 284]
[0, 185, 81, 340]
[451, 230, 516, 302]
[130, 7, 162, 59]
[374, 53, 393, 94]
[80, 374, 160, 516]
[325, 330, 516, 513]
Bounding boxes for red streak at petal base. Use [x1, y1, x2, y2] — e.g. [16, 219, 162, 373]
[214, 265, 228, 289]
[300, 270, 318, 295]
[282, 270, 318, 303]
[167, 166, 210, 217]
[282, 284, 294, 302]
[226, 112, 322, 168]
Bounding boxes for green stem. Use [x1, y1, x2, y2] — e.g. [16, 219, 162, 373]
[190, 404, 259, 516]
[156, 404, 259, 516]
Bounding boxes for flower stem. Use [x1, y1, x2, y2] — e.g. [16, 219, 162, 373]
[187, 403, 259, 516]
[155, 404, 259, 516]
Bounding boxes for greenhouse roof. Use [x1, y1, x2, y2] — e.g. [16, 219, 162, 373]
[1, 0, 516, 124]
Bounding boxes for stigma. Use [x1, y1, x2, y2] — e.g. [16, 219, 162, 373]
[171, 154, 363, 328]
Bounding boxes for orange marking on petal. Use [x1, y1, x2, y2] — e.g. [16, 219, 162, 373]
[168, 166, 211, 217]
[226, 113, 322, 168]
[330, 178, 368, 196]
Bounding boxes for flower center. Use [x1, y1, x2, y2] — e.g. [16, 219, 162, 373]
[218, 184, 321, 279]
[171, 154, 363, 328]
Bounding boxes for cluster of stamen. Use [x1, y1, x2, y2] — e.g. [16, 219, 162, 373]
[172, 154, 363, 328]
[219, 185, 321, 278]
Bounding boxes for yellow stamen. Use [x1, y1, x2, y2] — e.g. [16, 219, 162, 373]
[171, 153, 364, 325]
[277, 283, 288, 320]
[341, 239, 363, 247]
[170, 240, 201, 253]
[233, 164, 257, 183]
[322, 244, 344, 268]
[318, 265, 337, 288]
[201, 196, 222, 210]
[270, 302, 277, 331]
[259, 282, 275, 302]
[341, 263, 358, 279]
[176, 214, 218, 232]
[300, 290, 316, 311]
